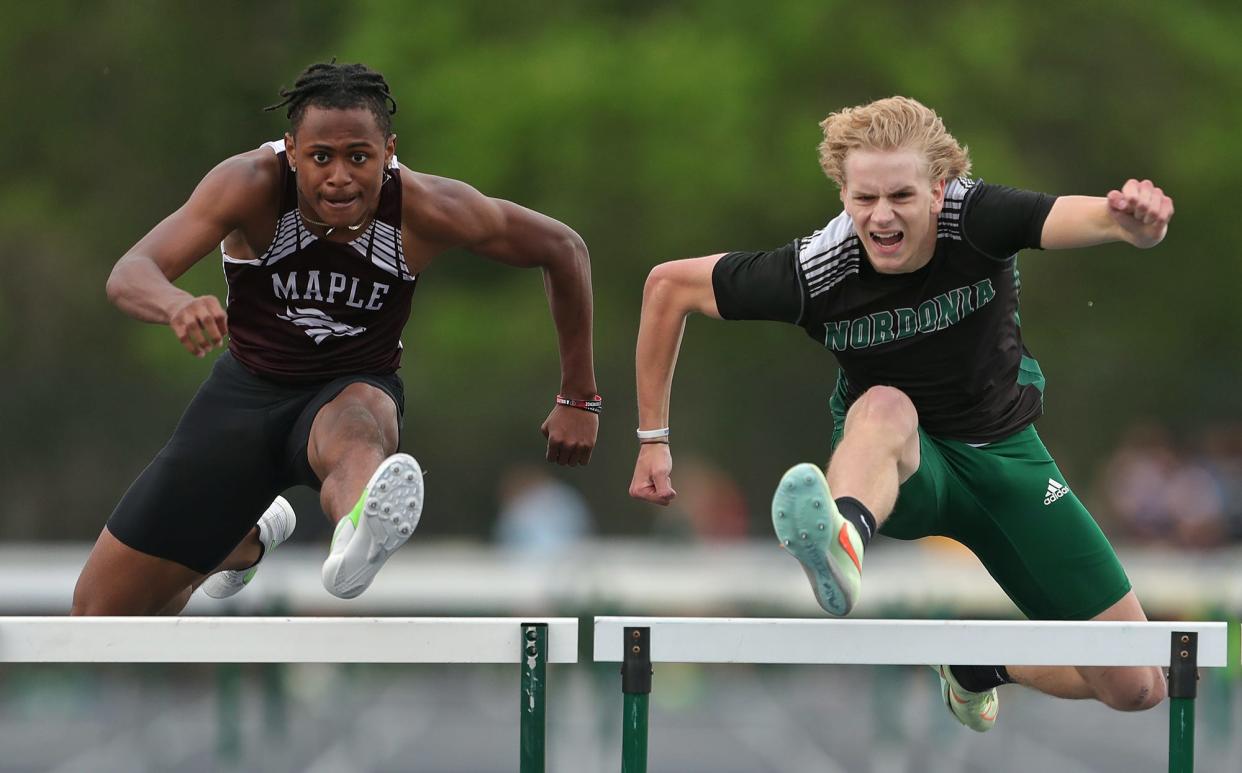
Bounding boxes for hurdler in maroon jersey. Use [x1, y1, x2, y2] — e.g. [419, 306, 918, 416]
[225, 141, 416, 382]
[79, 62, 598, 618]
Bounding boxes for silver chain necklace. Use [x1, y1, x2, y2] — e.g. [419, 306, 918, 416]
[297, 204, 368, 237]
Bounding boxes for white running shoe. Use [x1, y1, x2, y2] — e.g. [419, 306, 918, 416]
[322, 453, 424, 599]
[202, 496, 296, 599]
[934, 665, 999, 732]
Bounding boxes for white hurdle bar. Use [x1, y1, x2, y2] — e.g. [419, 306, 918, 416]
[594, 617, 1227, 666]
[595, 617, 1228, 773]
[0, 616, 577, 772]
[0, 616, 578, 663]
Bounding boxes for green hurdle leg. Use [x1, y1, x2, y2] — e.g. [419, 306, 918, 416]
[1168, 631, 1198, 773]
[216, 663, 242, 768]
[622, 626, 652, 773]
[521, 623, 548, 773]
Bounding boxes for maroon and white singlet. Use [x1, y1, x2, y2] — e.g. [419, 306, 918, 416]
[223, 141, 417, 382]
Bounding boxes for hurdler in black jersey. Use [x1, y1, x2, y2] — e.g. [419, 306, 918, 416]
[631, 95, 1176, 728]
[78, 61, 598, 618]
[712, 179, 1055, 443]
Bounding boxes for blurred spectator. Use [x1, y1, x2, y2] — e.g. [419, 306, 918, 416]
[493, 464, 593, 553]
[653, 457, 749, 542]
[1165, 458, 1226, 548]
[1098, 422, 1227, 548]
[1199, 425, 1242, 540]
[1099, 423, 1180, 542]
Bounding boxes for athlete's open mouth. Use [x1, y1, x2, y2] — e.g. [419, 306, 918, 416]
[322, 196, 358, 210]
[871, 230, 903, 248]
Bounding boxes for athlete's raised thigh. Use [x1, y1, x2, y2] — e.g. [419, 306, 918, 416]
[302, 379, 402, 482]
[73, 527, 205, 615]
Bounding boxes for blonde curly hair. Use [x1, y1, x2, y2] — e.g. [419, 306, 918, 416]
[817, 96, 971, 187]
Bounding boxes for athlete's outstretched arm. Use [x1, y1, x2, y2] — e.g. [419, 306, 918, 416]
[629, 255, 724, 506]
[1041, 178, 1174, 250]
[106, 153, 275, 357]
[410, 175, 597, 466]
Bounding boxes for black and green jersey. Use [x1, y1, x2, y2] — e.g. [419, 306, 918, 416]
[712, 178, 1057, 443]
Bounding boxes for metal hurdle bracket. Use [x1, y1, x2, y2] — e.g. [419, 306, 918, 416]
[595, 617, 1228, 773]
[0, 616, 577, 773]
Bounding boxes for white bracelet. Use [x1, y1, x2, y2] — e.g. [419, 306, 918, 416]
[636, 427, 670, 440]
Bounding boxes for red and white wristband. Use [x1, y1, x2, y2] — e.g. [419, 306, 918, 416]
[636, 427, 670, 444]
[556, 394, 602, 415]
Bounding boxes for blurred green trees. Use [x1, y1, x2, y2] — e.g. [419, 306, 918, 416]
[2, 1, 1239, 539]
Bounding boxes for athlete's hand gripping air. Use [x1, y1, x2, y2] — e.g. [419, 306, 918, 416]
[629, 441, 677, 505]
[1106, 178, 1174, 248]
[168, 295, 228, 358]
[541, 405, 598, 466]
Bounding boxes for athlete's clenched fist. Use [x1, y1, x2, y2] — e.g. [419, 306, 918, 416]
[1107, 178, 1173, 249]
[168, 295, 228, 357]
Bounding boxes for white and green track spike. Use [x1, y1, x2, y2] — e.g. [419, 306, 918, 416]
[321, 453, 424, 599]
[202, 496, 296, 599]
[771, 462, 864, 616]
[934, 665, 999, 732]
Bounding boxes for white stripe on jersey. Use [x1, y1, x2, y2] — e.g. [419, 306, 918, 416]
[349, 219, 412, 280]
[936, 177, 975, 242]
[797, 212, 861, 298]
[264, 210, 317, 265]
[221, 211, 314, 266]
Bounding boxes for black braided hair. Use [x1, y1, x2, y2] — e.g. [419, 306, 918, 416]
[265, 61, 397, 136]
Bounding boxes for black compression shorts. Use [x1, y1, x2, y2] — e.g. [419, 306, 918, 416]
[106, 352, 404, 574]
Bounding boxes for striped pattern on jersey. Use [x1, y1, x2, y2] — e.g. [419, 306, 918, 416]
[797, 214, 862, 299]
[347, 214, 411, 280]
[796, 176, 979, 298]
[937, 176, 976, 241]
[258, 209, 318, 266]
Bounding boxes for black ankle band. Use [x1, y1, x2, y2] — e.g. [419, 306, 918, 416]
[834, 497, 876, 547]
[949, 665, 1012, 692]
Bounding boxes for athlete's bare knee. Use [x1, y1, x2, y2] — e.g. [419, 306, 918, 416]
[72, 551, 120, 615]
[73, 582, 195, 616]
[846, 386, 918, 440]
[1096, 668, 1165, 711]
[73, 531, 201, 616]
[69, 590, 99, 616]
[71, 586, 132, 616]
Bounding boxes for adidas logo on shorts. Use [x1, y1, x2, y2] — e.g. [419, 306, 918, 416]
[1044, 478, 1070, 506]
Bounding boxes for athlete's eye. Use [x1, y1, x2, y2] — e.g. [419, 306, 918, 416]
[351, 153, 369, 164]
[312, 152, 330, 164]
